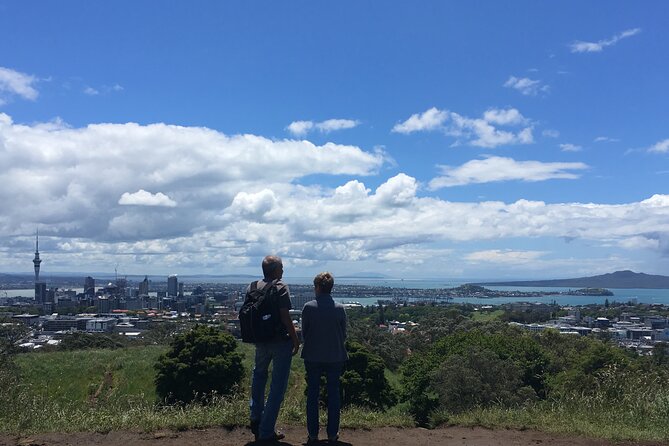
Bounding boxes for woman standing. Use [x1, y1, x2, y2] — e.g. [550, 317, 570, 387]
[301, 272, 348, 444]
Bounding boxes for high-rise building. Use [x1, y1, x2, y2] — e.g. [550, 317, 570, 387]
[178, 282, 184, 298]
[84, 276, 96, 298]
[32, 230, 41, 282]
[167, 275, 178, 297]
[34, 282, 47, 304]
[139, 276, 150, 296]
[33, 230, 46, 302]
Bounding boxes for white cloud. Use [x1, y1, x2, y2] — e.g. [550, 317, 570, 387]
[119, 190, 177, 207]
[227, 189, 277, 219]
[374, 173, 417, 206]
[560, 143, 583, 152]
[287, 118, 359, 136]
[3, 112, 669, 276]
[504, 76, 549, 96]
[465, 250, 546, 265]
[391, 107, 448, 134]
[543, 129, 560, 138]
[618, 236, 660, 251]
[594, 136, 619, 143]
[570, 28, 641, 53]
[482, 108, 528, 126]
[83, 86, 100, 96]
[0, 112, 384, 243]
[0, 66, 39, 102]
[428, 156, 588, 189]
[316, 119, 359, 133]
[648, 139, 669, 153]
[393, 107, 534, 148]
[286, 120, 314, 137]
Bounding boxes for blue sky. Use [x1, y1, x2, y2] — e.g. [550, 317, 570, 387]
[1, 1, 668, 280]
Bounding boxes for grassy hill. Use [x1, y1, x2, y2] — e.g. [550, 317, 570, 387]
[2, 332, 669, 442]
[2, 343, 408, 435]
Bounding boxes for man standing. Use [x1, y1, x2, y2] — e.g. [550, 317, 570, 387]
[249, 255, 300, 441]
[301, 272, 348, 444]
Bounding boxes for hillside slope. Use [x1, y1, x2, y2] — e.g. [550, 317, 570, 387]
[475, 270, 669, 289]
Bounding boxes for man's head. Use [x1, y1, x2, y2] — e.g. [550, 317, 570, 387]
[313, 271, 334, 295]
[262, 255, 283, 279]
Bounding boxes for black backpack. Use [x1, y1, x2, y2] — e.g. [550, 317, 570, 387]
[239, 279, 282, 343]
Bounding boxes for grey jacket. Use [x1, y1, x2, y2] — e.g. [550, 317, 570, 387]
[300, 294, 348, 363]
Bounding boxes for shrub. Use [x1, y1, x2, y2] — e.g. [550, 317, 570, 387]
[340, 341, 397, 410]
[429, 348, 536, 414]
[154, 325, 244, 404]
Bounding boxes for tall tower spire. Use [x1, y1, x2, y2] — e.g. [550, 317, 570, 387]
[33, 230, 42, 282]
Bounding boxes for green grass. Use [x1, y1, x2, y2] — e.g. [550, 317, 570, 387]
[2, 343, 406, 435]
[470, 309, 503, 322]
[447, 400, 669, 443]
[13, 345, 167, 405]
[5, 343, 669, 443]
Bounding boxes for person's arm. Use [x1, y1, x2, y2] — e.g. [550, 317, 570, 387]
[279, 307, 300, 356]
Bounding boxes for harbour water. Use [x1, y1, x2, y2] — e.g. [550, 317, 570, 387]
[4, 278, 669, 307]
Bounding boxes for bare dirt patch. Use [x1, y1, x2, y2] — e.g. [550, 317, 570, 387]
[1, 426, 665, 446]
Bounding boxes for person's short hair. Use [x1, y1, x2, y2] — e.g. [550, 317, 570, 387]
[262, 255, 282, 277]
[313, 272, 334, 293]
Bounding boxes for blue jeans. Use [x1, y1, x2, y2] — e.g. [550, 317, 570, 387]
[250, 339, 293, 439]
[305, 360, 345, 440]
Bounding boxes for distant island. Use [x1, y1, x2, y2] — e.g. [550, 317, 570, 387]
[474, 270, 669, 289]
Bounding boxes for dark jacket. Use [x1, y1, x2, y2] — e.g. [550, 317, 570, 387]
[301, 294, 348, 363]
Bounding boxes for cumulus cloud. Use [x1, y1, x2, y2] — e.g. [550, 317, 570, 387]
[543, 129, 560, 138]
[570, 28, 641, 53]
[648, 139, 669, 153]
[227, 189, 278, 219]
[119, 190, 177, 207]
[3, 112, 669, 276]
[0, 112, 384, 243]
[393, 107, 534, 148]
[286, 120, 314, 136]
[391, 107, 448, 133]
[428, 156, 588, 189]
[560, 143, 583, 152]
[504, 76, 549, 96]
[0, 66, 39, 103]
[286, 118, 359, 136]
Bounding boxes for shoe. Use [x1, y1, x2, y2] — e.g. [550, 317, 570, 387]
[259, 431, 285, 442]
[250, 419, 260, 440]
[306, 436, 319, 445]
[327, 434, 339, 443]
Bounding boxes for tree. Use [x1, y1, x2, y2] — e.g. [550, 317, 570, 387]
[429, 348, 536, 414]
[155, 325, 245, 404]
[340, 340, 397, 410]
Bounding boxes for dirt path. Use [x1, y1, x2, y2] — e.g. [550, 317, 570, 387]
[1, 426, 665, 446]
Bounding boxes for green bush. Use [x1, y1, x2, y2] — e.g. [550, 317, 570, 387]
[429, 348, 536, 414]
[340, 341, 397, 410]
[154, 325, 245, 404]
[400, 327, 548, 424]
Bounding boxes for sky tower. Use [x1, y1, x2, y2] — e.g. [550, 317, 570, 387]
[33, 230, 42, 282]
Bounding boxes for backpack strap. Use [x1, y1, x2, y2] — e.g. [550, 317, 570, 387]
[260, 279, 277, 293]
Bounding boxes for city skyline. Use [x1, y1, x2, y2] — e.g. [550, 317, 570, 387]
[1, 2, 668, 280]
